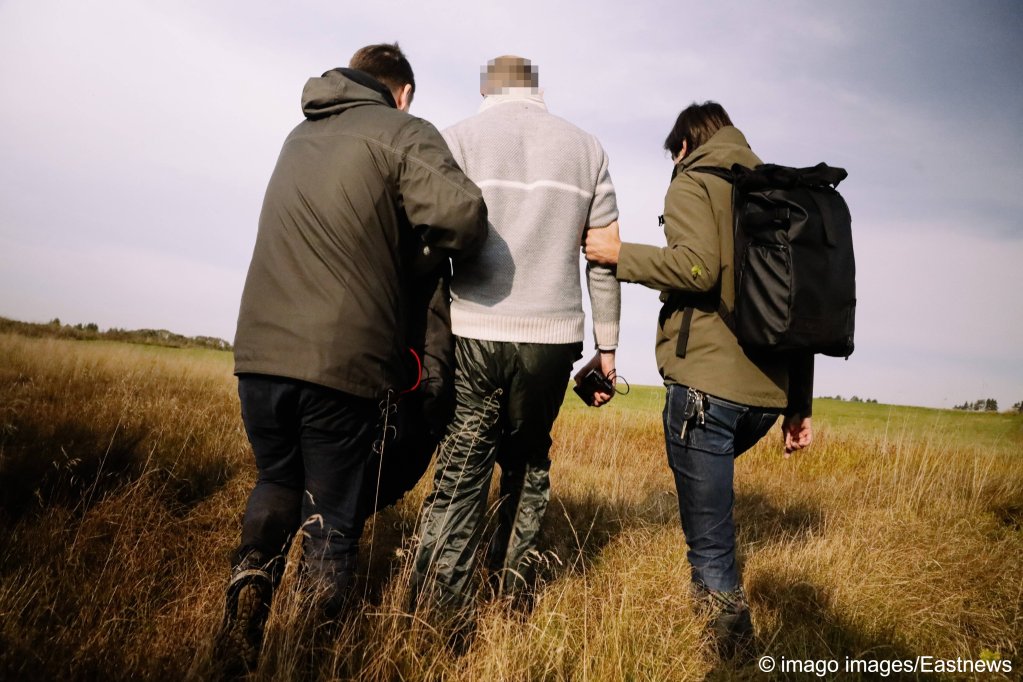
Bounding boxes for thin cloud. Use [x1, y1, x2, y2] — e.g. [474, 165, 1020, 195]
[0, 0, 1019, 408]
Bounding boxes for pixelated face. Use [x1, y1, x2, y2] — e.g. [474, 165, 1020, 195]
[480, 56, 539, 94]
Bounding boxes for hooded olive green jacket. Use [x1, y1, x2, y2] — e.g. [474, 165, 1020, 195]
[234, 69, 488, 399]
[617, 126, 811, 412]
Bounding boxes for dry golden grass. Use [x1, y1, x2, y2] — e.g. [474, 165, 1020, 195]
[0, 332, 1020, 680]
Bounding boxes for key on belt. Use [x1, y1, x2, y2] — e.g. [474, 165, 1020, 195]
[679, 387, 706, 441]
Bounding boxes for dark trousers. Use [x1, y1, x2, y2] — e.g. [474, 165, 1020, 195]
[412, 337, 582, 610]
[662, 384, 780, 592]
[236, 374, 379, 596]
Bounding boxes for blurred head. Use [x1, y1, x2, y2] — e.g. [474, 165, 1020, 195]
[664, 101, 733, 163]
[349, 42, 416, 111]
[480, 55, 539, 96]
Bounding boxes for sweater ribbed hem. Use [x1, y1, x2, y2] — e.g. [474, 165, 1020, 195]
[451, 307, 584, 344]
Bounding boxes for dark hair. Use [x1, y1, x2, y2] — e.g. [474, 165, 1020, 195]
[349, 43, 416, 99]
[663, 101, 733, 158]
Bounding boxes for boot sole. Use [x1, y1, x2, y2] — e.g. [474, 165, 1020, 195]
[215, 569, 272, 674]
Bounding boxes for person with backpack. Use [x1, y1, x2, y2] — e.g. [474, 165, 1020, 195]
[583, 101, 814, 661]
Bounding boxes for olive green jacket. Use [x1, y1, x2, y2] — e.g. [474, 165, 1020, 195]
[234, 69, 488, 399]
[617, 126, 811, 412]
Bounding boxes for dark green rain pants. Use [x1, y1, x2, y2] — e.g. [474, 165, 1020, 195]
[411, 336, 582, 611]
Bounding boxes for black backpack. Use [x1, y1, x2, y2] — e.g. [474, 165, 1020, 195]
[690, 163, 855, 358]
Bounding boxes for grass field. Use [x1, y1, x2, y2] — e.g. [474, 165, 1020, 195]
[0, 332, 1020, 680]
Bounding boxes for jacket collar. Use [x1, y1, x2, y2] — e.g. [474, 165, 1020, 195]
[679, 126, 750, 172]
[334, 68, 397, 108]
[479, 88, 547, 113]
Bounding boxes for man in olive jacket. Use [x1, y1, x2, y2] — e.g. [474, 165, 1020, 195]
[585, 103, 812, 661]
[218, 43, 487, 672]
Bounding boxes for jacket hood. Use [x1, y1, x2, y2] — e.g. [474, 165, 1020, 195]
[301, 68, 396, 120]
[679, 126, 753, 174]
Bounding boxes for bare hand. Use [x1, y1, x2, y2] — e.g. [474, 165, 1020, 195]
[573, 351, 616, 407]
[781, 415, 813, 458]
[583, 221, 622, 266]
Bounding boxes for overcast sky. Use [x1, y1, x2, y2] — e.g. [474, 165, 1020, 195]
[1, 0, 1020, 410]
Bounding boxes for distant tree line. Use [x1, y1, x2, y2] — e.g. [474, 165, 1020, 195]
[952, 399, 1000, 412]
[818, 395, 879, 404]
[818, 395, 1022, 413]
[0, 316, 232, 351]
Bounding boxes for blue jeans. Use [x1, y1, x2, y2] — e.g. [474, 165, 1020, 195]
[662, 384, 780, 592]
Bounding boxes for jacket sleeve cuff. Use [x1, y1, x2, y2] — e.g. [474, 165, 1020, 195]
[593, 321, 619, 351]
[784, 354, 815, 418]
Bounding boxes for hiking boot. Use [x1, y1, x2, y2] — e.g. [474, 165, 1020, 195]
[214, 550, 276, 675]
[694, 584, 755, 664]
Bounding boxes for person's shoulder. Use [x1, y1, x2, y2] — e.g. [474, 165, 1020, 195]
[395, 111, 441, 134]
[706, 126, 761, 166]
[536, 112, 609, 161]
[318, 103, 414, 139]
[361, 110, 447, 149]
[377, 106, 427, 133]
[442, 112, 483, 139]
[541, 110, 598, 138]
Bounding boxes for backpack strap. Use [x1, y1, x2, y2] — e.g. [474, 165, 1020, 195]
[674, 299, 738, 359]
[675, 305, 695, 358]
[717, 300, 736, 334]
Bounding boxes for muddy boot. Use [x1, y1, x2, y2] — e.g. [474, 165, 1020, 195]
[214, 548, 280, 676]
[694, 584, 755, 664]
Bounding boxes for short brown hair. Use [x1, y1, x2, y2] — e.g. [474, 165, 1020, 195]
[480, 55, 538, 94]
[664, 101, 733, 158]
[349, 43, 416, 98]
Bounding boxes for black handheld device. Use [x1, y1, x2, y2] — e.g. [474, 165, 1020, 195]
[573, 369, 615, 406]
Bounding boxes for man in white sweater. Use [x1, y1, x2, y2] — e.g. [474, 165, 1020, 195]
[412, 56, 621, 620]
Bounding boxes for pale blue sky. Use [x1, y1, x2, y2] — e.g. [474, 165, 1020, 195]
[1, 0, 1020, 409]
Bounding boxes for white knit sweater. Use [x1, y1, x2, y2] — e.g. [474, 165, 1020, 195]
[442, 90, 621, 349]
